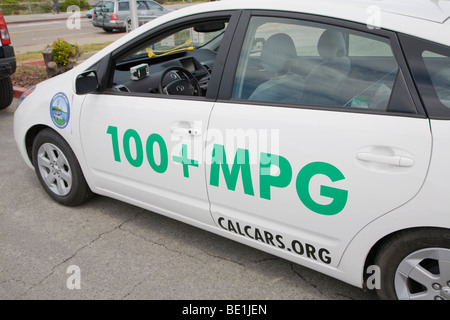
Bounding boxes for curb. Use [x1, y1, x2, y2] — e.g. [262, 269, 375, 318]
[13, 86, 26, 98]
[21, 60, 45, 66]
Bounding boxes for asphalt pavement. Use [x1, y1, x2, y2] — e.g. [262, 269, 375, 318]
[0, 97, 377, 300]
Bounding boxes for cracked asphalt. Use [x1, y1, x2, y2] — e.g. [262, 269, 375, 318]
[1, 100, 377, 300]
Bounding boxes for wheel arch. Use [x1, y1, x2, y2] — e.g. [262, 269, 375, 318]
[29, 126, 94, 206]
[25, 124, 52, 166]
[362, 226, 450, 291]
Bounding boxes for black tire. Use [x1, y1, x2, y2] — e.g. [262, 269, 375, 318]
[374, 228, 450, 300]
[0, 76, 14, 109]
[32, 128, 93, 206]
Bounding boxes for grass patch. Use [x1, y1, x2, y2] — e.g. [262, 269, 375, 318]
[15, 51, 42, 64]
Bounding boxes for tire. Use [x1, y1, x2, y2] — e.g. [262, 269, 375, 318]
[32, 128, 93, 206]
[125, 19, 132, 33]
[375, 228, 450, 300]
[0, 76, 14, 109]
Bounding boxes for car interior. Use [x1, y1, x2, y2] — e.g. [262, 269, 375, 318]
[105, 17, 404, 113]
[232, 22, 400, 111]
[109, 19, 228, 97]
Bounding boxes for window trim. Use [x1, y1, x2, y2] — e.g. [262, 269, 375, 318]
[217, 10, 426, 118]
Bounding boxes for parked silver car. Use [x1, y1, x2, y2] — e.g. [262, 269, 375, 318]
[91, 0, 172, 32]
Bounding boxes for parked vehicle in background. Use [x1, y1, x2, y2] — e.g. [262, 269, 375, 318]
[91, 0, 173, 32]
[0, 9, 16, 109]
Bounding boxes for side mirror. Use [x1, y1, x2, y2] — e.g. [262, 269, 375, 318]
[251, 38, 265, 53]
[76, 70, 99, 94]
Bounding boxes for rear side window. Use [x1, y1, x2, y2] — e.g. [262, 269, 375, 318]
[137, 1, 147, 10]
[231, 16, 401, 113]
[118, 2, 129, 11]
[146, 1, 162, 10]
[423, 51, 450, 108]
[400, 34, 450, 119]
[102, 1, 114, 12]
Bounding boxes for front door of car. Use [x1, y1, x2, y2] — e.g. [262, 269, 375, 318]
[79, 15, 235, 225]
[80, 94, 213, 224]
[206, 15, 432, 267]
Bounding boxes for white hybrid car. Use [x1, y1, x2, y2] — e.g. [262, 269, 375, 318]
[14, 0, 450, 300]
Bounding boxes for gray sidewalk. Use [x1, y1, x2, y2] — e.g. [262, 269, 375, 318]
[5, 11, 89, 24]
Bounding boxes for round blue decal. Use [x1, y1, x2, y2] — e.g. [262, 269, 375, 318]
[50, 92, 70, 129]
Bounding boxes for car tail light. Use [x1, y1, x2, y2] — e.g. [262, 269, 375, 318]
[0, 11, 11, 45]
[110, 13, 118, 21]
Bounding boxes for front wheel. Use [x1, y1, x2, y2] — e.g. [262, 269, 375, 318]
[375, 228, 450, 300]
[32, 128, 92, 206]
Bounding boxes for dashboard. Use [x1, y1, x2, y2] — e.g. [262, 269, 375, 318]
[111, 48, 217, 96]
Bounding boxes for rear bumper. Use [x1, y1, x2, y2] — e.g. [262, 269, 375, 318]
[0, 45, 16, 78]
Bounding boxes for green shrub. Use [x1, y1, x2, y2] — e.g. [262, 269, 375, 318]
[51, 38, 79, 67]
[0, 0, 53, 14]
[60, 0, 90, 11]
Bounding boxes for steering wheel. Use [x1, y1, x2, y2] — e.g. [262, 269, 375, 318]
[159, 66, 201, 96]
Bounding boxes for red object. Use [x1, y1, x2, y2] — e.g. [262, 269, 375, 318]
[0, 10, 11, 46]
[13, 86, 26, 99]
[110, 13, 118, 21]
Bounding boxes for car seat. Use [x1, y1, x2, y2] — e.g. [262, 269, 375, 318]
[249, 33, 305, 103]
[302, 29, 351, 106]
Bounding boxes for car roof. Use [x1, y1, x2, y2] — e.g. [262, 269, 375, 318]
[76, 0, 450, 71]
[183, 0, 450, 46]
[217, 0, 450, 23]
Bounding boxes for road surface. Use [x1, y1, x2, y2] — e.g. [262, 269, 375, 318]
[7, 14, 125, 54]
[0, 98, 377, 301]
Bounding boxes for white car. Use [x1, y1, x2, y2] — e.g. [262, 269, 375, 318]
[14, 0, 450, 300]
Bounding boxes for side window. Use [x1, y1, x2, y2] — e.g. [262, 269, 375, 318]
[137, 1, 147, 10]
[400, 34, 450, 118]
[146, 1, 162, 10]
[110, 19, 229, 97]
[232, 16, 399, 112]
[102, 1, 114, 12]
[118, 2, 129, 11]
[422, 51, 450, 108]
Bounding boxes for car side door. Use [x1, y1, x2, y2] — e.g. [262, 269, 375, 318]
[79, 12, 239, 225]
[206, 12, 432, 268]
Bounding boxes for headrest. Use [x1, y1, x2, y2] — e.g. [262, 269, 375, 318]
[261, 33, 297, 74]
[317, 29, 347, 60]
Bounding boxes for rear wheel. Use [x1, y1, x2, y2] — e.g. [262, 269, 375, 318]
[32, 128, 92, 206]
[375, 228, 450, 300]
[0, 76, 13, 109]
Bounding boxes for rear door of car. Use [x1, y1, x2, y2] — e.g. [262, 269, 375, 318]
[206, 11, 432, 267]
